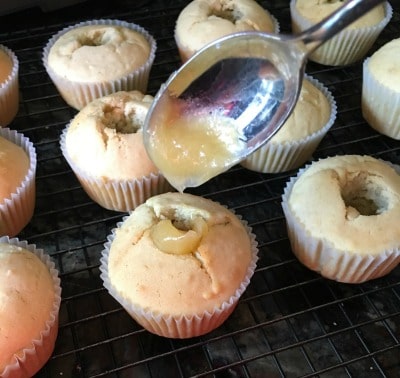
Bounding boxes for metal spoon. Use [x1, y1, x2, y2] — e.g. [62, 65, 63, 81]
[144, 0, 386, 192]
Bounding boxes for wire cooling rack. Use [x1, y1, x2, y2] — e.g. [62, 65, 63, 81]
[1, 0, 400, 377]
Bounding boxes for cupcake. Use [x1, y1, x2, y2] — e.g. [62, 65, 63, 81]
[362, 38, 400, 140]
[100, 192, 258, 338]
[281, 155, 400, 283]
[43, 19, 156, 110]
[60, 90, 172, 212]
[0, 45, 19, 126]
[0, 127, 36, 237]
[241, 75, 336, 173]
[0, 236, 61, 378]
[175, 0, 279, 62]
[290, 0, 392, 66]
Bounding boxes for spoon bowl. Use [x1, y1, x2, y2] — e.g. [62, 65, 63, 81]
[163, 32, 306, 151]
[144, 0, 386, 191]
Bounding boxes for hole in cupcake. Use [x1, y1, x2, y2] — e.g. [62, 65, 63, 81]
[209, 6, 243, 23]
[79, 30, 109, 46]
[341, 171, 389, 218]
[150, 216, 208, 255]
[102, 104, 140, 134]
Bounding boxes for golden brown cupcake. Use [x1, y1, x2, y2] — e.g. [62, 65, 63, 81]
[362, 37, 400, 139]
[0, 236, 61, 377]
[290, 0, 392, 66]
[60, 90, 172, 212]
[0, 45, 19, 126]
[43, 19, 156, 110]
[241, 75, 336, 173]
[0, 127, 36, 236]
[282, 155, 400, 283]
[100, 192, 258, 338]
[175, 0, 279, 62]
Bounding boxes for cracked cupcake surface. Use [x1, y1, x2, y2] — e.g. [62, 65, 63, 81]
[60, 90, 171, 212]
[47, 24, 150, 82]
[106, 192, 254, 316]
[174, 0, 277, 62]
[64, 90, 157, 180]
[43, 20, 156, 110]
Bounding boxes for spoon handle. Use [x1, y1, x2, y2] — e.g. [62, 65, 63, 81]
[298, 0, 386, 54]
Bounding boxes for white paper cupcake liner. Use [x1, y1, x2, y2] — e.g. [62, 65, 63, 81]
[290, 1, 392, 66]
[42, 19, 157, 110]
[99, 209, 259, 338]
[362, 57, 400, 140]
[241, 75, 337, 173]
[176, 13, 280, 63]
[0, 236, 62, 378]
[0, 45, 19, 126]
[60, 126, 172, 212]
[281, 157, 400, 283]
[0, 128, 36, 237]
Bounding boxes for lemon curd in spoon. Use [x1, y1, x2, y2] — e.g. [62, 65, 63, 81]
[145, 92, 246, 192]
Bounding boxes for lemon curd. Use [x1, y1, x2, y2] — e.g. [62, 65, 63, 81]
[145, 95, 245, 192]
[150, 216, 208, 255]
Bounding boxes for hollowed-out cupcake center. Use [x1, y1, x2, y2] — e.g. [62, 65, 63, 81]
[341, 171, 389, 218]
[209, 6, 243, 23]
[102, 104, 140, 134]
[79, 29, 114, 46]
[150, 213, 208, 255]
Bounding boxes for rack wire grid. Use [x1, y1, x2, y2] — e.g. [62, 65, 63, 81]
[1, 0, 400, 377]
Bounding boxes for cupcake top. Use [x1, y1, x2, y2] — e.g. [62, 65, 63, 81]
[0, 48, 12, 84]
[64, 90, 158, 180]
[271, 78, 331, 143]
[0, 243, 56, 369]
[294, 0, 386, 29]
[0, 135, 29, 203]
[366, 38, 400, 91]
[287, 155, 400, 254]
[47, 24, 151, 82]
[107, 192, 254, 316]
[175, 0, 276, 59]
